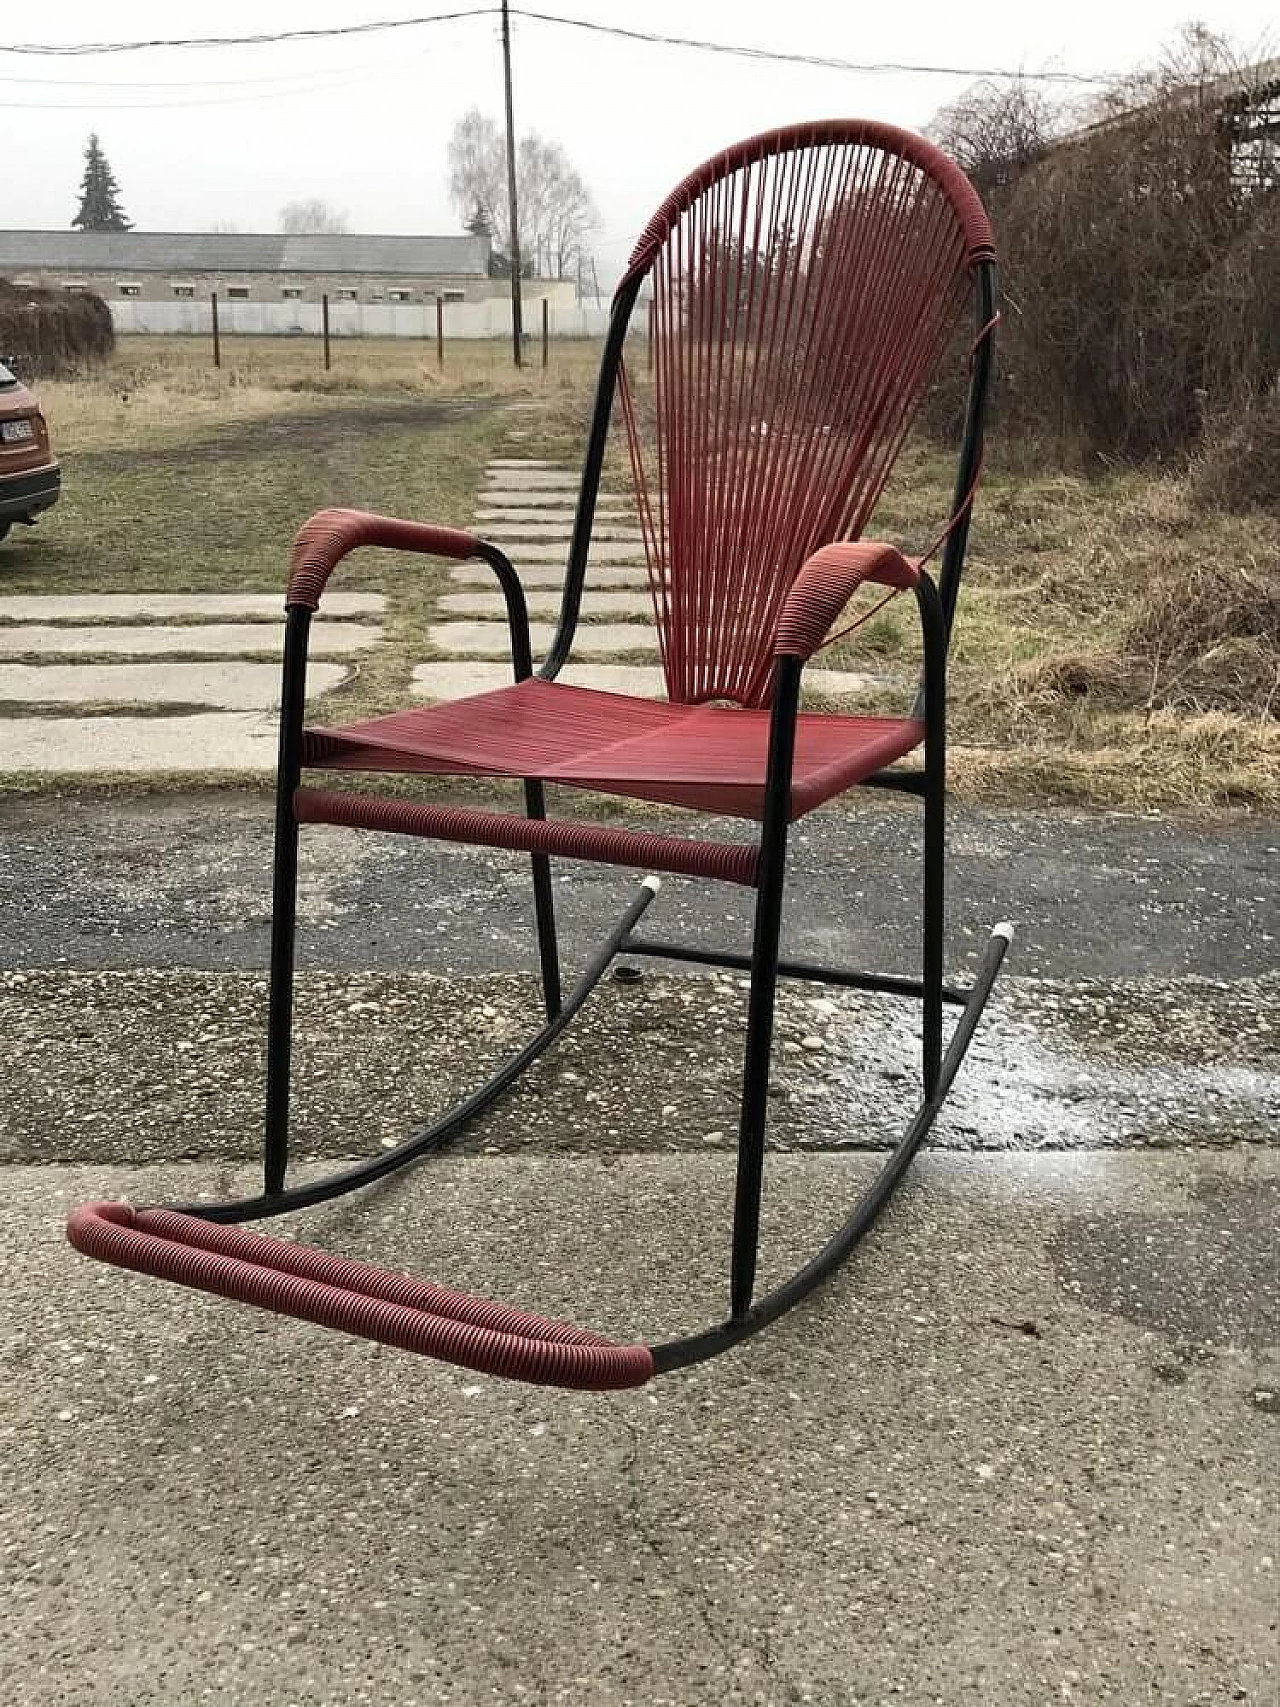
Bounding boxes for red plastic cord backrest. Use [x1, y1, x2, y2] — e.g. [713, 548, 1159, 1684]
[615, 120, 993, 707]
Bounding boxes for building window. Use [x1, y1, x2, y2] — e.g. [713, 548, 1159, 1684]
[225, 287, 250, 300]
[171, 284, 195, 298]
[335, 288, 358, 301]
[63, 281, 87, 293]
[368, 291, 385, 302]
[280, 287, 303, 300]
[118, 283, 141, 297]
[387, 288, 412, 302]
[442, 289, 465, 303]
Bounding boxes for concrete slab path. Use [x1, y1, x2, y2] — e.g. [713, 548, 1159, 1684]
[0, 592, 383, 623]
[439, 590, 652, 619]
[428, 619, 656, 658]
[1, 712, 283, 773]
[449, 562, 646, 590]
[0, 622, 379, 659]
[0, 661, 347, 709]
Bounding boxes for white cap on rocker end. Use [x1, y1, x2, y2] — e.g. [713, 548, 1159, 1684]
[641, 875, 663, 894]
[991, 920, 1016, 942]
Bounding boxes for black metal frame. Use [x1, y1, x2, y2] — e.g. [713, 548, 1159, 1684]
[166, 257, 1009, 1376]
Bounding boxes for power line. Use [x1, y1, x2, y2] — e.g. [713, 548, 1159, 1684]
[511, 12, 1115, 86]
[0, 10, 495, 57]
[0, 6, 1117, 85]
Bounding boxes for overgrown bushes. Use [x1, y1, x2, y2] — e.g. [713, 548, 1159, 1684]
[931, 35, 1279, 484]
[0, 278, 114, 379]
[1190, 386, 1280, 512]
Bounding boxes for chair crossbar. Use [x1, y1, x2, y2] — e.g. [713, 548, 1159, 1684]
[294, 787, 760, 887]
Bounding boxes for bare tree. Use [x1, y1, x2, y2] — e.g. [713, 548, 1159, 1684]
[448, 112, 507, 248]
[929, 77, 1062, 197]
[447, 109, 598, 279]
[279, 199, 350, 235]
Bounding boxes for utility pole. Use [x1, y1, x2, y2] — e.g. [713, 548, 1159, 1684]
[500, 0, 523, 366]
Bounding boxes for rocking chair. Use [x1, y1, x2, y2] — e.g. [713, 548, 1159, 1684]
[69, 120, 1012, 1388]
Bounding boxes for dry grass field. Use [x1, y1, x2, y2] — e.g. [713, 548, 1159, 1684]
[3, 333, 1275, 807]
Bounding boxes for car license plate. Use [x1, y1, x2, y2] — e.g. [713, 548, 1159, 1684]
[1, 419, 34, 443]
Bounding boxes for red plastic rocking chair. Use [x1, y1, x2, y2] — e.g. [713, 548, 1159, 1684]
[69, 120, 1012, 1387]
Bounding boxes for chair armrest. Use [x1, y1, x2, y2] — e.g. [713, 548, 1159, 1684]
[773, 542, 919, 660]
[287, 506, 483, 610]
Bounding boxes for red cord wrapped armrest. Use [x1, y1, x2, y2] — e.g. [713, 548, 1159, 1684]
[67, 1202, 655, 1390]
[288, 506, 483, 611]
[773, 542, 919, 660]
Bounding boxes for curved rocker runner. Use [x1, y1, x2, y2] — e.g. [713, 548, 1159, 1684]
[68, 119, 1013, 1387]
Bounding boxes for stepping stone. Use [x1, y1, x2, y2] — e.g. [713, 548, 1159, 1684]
[0, 661, 347, 710]
[482, 470, 579, 490]
[474, 506, 633, 524]
[0, 622, 380, 659]
[412, 661, 520, 698]
[412, 662, 667, 701]
[0, 712, 280, 774]
[487, 458, 562, 468]
[0, 593, 382, 623]
[449, 564, 647, 590]
[505, 542, 646, 566]
[477, 492, 630, 510]
[805, 668, 908, 700]
[439, 591, 652, 619]
[411, 663, 899, 705]
[428, 622, 656, 658]
[479, 522, 644, 544]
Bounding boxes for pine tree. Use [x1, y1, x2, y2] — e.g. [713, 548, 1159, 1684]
[464, 200, 493, 239]
[71, 134, 132, 232]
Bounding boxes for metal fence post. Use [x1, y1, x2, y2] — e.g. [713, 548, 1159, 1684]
[541, 296, 549, 368]
[211, 291, 220, 369]
[322, 293, 331, 371]
[436, 295, 444, 367]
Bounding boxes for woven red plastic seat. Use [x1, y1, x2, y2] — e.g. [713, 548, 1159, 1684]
[67, 1202, 655, 1389]
[303, 677, 923, 821]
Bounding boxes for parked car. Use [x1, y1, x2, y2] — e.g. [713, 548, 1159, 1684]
[0, 359, 60, 543]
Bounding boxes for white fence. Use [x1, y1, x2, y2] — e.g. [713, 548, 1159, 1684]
[109, 297, 621, 340]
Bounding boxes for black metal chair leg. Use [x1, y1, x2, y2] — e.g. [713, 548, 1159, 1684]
[918, 574, 947, 1102]
[524, 779, 562, 1019]
[729, 656, 800, 1322]
[729, 842, 788, 1320]
[921, 723, 945, 1101]
[263, 609, 309, 1196]
[263, 804, 299, 1195]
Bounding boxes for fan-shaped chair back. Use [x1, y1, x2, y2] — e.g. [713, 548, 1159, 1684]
[594, 121, 994, 707]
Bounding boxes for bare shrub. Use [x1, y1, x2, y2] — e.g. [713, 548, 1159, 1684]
[0, 278, 114, 378]
[1190, 384, 1280, 511]
[928, 32, 1278, 468]
[1004, 34, 1278, 461]
[930, 76, 1061, 198]
[1126, 555, 1279, 665]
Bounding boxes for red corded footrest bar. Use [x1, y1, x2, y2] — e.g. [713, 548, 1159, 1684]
[294, 787, 760, 886]
[67, 1203, 655, 1390]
